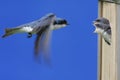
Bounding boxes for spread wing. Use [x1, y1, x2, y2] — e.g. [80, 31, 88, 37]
[34, 13, 56, 58]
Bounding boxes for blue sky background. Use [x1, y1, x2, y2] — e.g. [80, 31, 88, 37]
[0, 0, 98, 80]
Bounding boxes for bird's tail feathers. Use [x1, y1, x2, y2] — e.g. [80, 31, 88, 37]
[2, 27, 21, 38]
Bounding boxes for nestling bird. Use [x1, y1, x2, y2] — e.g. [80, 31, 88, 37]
[2, 13, 69, 58]
[93, 17, 111, 45]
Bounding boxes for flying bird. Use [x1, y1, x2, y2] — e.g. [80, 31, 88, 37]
[2, 13, 68, 58]
[93, 17, 111, 45]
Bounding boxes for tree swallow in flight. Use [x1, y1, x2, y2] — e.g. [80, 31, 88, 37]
[2, 13, 69, 58]
[93, 17, 111, 45]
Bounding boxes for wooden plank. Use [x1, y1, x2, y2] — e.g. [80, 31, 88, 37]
[116, 5, 120, 80]
[98, 1, 103, 80]
[102, 2, 117, 80]
[98, 1, 117, 80]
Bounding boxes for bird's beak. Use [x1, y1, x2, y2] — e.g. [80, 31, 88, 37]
[93, 21, 97, 24]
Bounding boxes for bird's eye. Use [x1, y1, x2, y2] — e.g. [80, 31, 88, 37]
[63, 20, 67, 24]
